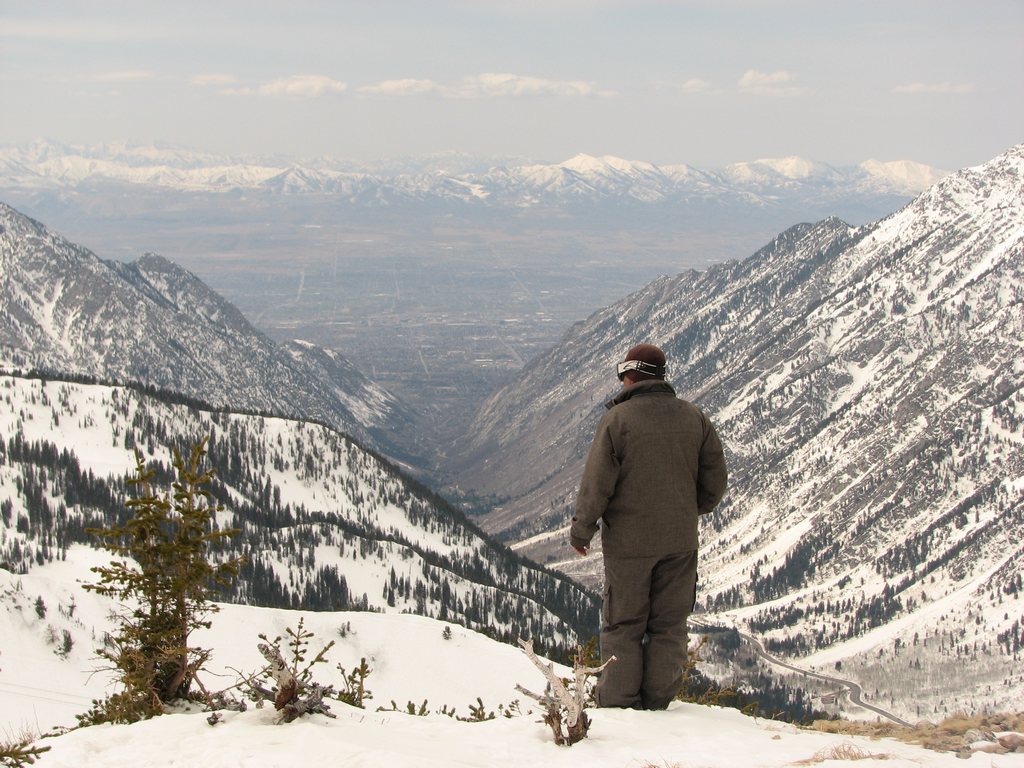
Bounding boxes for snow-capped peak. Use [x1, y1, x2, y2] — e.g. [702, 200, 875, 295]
[859, 158, 951, 195]
[558, 153, 660, 177]
[724, 156, 841, 183]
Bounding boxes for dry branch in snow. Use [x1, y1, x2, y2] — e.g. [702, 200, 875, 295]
[251, 636, 336, 723]
[516, 638, 615, 746]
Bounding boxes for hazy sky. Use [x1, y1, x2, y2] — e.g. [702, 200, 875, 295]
[1, 0, 1021, 169]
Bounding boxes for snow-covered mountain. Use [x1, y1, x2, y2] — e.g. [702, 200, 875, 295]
[0, 371, 597, 658]
[0, 139, 945, 212]
[0, 201, 422, 458]
[448, 145, 1024, 719]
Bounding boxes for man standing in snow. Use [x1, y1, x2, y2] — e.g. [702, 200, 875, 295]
[570, 343, 727, 710]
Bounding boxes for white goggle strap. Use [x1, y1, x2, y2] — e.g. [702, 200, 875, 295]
[616, 359, 666, 380]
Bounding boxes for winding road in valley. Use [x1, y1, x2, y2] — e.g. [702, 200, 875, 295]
[691, 619, 913, 727]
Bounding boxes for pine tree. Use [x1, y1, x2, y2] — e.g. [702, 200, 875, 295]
[80, 438, 243, 724]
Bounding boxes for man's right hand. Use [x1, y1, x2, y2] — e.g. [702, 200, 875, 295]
[572, 545, 589, 556]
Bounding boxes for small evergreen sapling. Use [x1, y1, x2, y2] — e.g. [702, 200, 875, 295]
[381, 699, 430, 716]
[336, 657, 373, 709]
[461, 697, 495, 722]
[80, 438, 242, 724]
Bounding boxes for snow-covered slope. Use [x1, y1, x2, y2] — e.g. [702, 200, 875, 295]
[0, 372, 597, 661]
[0, 549, 575, 735]
[449, 144, 1024, 719]
[4, 560, 1019, 767]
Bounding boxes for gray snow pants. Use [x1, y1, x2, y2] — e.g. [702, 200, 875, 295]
[595, 549, 698, 710]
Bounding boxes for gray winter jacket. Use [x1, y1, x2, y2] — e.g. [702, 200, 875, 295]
[570, 379, 727, 558]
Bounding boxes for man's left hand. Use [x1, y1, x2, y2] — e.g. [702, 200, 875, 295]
[572, 545, 589, 556]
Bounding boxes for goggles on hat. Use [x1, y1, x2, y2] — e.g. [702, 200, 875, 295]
[616, 359, 667, 381]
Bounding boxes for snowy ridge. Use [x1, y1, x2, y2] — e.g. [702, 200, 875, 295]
[450, 144, 1024, 720]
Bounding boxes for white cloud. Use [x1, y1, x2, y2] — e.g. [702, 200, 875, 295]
[230, 75, 348, 98]
[679, 78, 711, 93]
[356, 73, 613, 99]
[892, 82, 976, 95]
[191, 73, 238, 87]
[356, 78, 444, 97]
[459, 72, 610, 98]
[655, 78, 712, 94]
[738, 69, 803, 95]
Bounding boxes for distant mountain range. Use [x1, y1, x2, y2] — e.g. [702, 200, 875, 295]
[449, 144, 1024, 718]
[0, 139, 946, 216]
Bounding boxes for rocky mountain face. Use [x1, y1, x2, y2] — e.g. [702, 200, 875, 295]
[0, 202, 418, 460]
[451, 145, 1024, 715]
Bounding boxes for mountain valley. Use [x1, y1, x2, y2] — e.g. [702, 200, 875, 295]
[0, 141, 944, 454]
[1, 143, 1022, 725]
